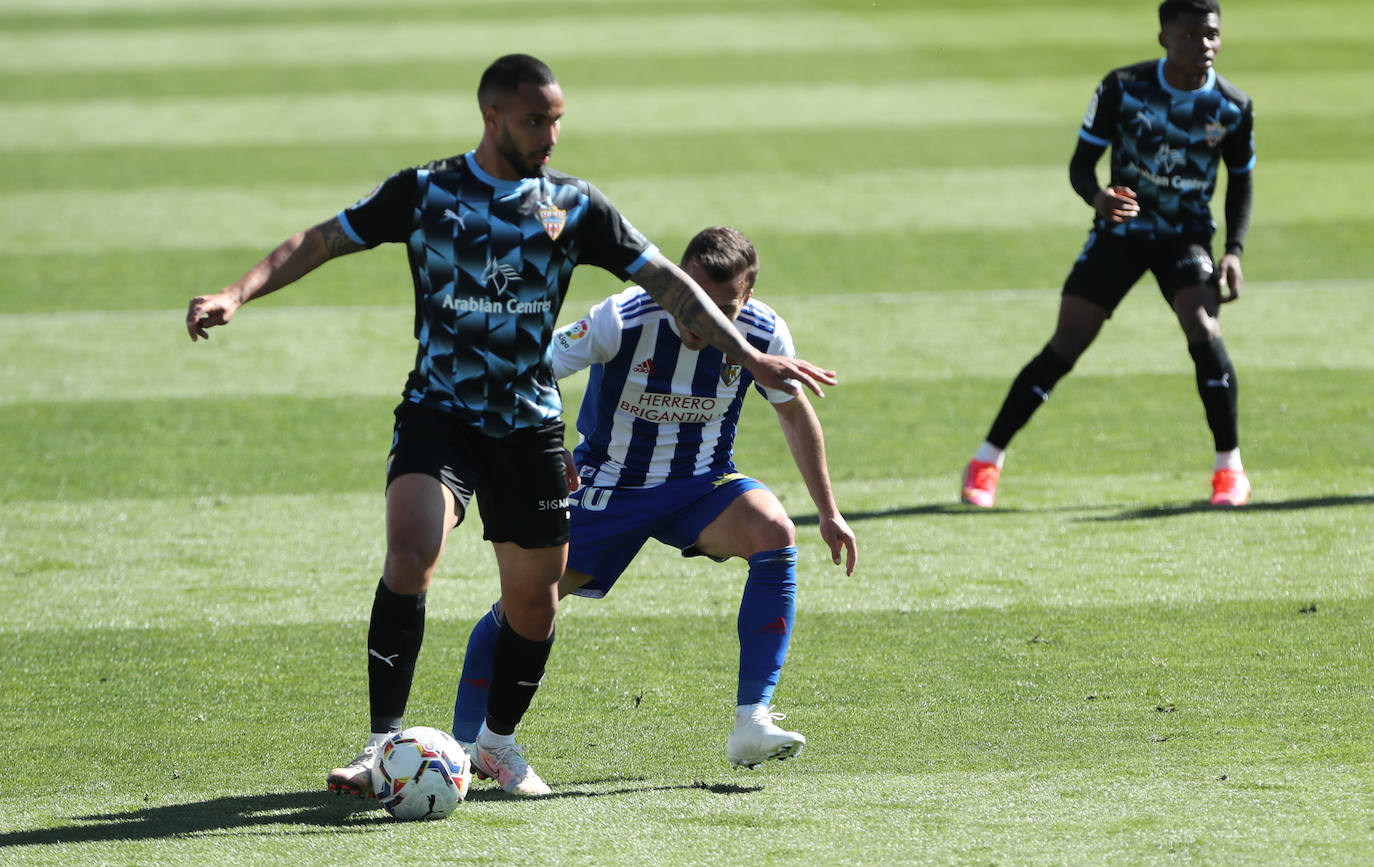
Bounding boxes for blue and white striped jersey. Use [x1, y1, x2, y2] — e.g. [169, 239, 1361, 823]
[551, 286, 797, 490]
[338, 151, 657, 437]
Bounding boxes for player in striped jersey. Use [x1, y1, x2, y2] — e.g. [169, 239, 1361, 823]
[962, 0, 1255, 509]
[453, 227, 857, 770]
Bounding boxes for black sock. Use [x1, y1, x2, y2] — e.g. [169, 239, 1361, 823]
[986, 345, 1074, 449]
[1189, 337, 1239, 452]
[367, 579, 426, 734]
[484, 617, 554, 737]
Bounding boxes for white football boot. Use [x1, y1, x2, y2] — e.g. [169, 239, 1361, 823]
[727, 704, 806, 769]
[456, 739, 490, 781]
[326, 742, 382, 798]
[475, 737, 552, 796]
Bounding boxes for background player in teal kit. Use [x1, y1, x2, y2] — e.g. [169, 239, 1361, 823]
[452, 227, 857, 771]
[185, 56, 835, 797]
[961, 0, 1255, 508]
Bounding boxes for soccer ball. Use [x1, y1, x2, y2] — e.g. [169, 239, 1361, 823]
[372, 726, 472, 820]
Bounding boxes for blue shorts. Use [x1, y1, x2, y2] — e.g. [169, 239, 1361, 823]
[566, 472, 766, 598]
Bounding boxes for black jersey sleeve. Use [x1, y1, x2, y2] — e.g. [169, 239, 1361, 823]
[338, 168, 419, 247]
[1080, 71, 1121, 146]
[1221, 97, 1256, 173]
[1223, 169, 1253, 257]
[1069, 137, 1108, 207]
[575, 183, 656, 280]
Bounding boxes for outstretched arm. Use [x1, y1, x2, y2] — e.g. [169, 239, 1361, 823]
[773, 394, 857, 575]
[185, 216, 365, 340]
[633, 254, 836, 397]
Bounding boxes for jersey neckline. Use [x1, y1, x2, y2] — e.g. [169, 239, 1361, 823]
[1154, 58, 1216, 96]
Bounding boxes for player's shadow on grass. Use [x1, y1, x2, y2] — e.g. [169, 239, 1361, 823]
[794, 504, 969, 524]
[793, 502, 1113, 523]
[0, 792, 385, 849]
[795, 494, 1374, 526]
[1086, 493, 1374, 522]
[467, 779, 763, 802]
[0, 781, 762, 847]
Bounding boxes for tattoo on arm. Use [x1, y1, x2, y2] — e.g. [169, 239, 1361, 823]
[636, 257, 741, 352]
[318, 217, 366, 258]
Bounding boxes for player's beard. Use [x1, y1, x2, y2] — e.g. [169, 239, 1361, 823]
[496, 129, 545, 179]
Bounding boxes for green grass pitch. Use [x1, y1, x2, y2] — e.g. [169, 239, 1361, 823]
[2, 0, 1373, 863]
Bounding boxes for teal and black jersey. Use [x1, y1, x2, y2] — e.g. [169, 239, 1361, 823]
[1081, 59, 1254, 239]
[339, 151, 658, 437]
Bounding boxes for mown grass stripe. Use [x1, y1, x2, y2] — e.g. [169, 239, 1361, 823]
[3, 4, 1372, 70]
[0, 80, 1082, 151]
[3, 281, 1371, 405]
[0, 13, 913, 72]
[2, 493, 1369, 632]
[0, 156, 1362, 255]
[5, 69, 1370, 151]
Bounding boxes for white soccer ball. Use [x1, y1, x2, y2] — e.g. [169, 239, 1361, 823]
[372, 726, 472, 820]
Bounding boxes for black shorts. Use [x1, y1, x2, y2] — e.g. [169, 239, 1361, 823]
[386, 402, 570, 548]
[1063, 230, 1216, 315]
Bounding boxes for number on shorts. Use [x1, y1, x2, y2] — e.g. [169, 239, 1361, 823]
[580, 488, 613, 512]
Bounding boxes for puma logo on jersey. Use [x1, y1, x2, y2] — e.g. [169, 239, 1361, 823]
[441, 208, 467, 231]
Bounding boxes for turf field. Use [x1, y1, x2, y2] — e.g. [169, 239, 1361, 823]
[2, 0, 1373, 863]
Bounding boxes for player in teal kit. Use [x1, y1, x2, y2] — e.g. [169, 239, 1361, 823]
[961, 0, 1255, 508]
[185, 55, 835, 797]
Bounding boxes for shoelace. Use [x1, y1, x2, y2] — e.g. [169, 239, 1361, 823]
[750, 707, 788, 727]
[353, 743, 382, 767]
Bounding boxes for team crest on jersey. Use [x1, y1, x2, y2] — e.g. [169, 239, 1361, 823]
[1204, 121, 1226, 147]
[720, 358, 742, 386]
[538, 204, 567, 240]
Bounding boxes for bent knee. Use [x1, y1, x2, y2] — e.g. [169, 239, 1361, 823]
[1180, 311, 1221, 344]
[750, 513, 796, 554]
[383, 542, 442, 591]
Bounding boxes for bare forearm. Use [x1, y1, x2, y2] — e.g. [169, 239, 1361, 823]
[226, 225, 332, 305]
[635, 255, 756, 360]
[777, 398, 840, 518]
[186, 217, 364, 340]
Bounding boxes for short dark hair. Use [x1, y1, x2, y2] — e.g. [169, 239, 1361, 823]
[477, 54, 557, 106]
[681, 227, 759, 290]
[1159, 0, 1220, 25]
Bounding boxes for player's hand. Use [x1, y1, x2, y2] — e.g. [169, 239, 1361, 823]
[747, 353, 836, 398]
[819, 514, 857, 576]
[1216, 253, 1243, 304]
[1093, 185, 1140, 224]
[561, 448, 580, 492]
[186, 292, 240, 341]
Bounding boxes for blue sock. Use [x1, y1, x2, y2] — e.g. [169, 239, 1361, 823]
[452, 603, 500, 743]
[736, 546, 797, 707]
